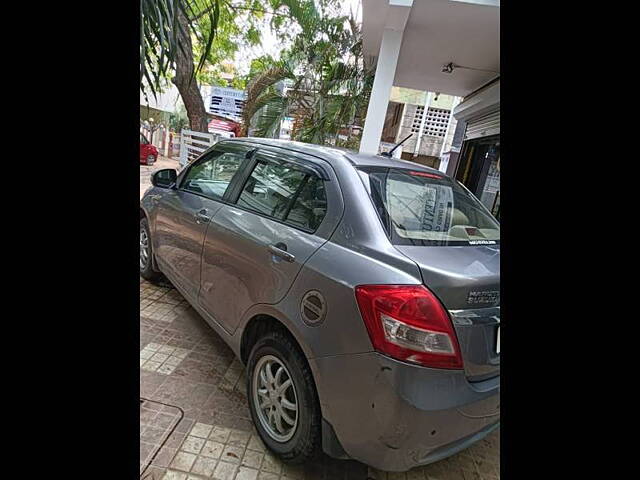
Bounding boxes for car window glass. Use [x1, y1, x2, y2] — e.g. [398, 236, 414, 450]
[285, 175, 327, 231]
[182, 151, 244, 201]
[140, 135, 148, 144]
[362, 168, 500, 246]
[237, 160, 307, 220]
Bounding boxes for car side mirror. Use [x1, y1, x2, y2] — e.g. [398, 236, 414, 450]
[151, 169, 177, 189]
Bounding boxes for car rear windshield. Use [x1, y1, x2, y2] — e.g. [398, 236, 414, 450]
[358, 167, 500, 246]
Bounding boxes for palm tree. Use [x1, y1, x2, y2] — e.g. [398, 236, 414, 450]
[241, 59, 296, 137]
[244, 1, 374, 147]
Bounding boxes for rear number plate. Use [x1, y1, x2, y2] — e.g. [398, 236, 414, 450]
[496, 326, 500, 354]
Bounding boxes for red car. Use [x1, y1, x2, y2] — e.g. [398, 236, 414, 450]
[140, 134, 158, 165]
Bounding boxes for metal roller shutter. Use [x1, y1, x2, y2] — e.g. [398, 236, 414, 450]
[464, 109, 500, 140]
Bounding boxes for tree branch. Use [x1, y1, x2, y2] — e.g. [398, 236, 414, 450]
[190, 1, 292, 22]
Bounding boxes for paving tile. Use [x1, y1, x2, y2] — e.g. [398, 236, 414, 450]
[143, 465, 167, 479]
[181, 436, 206, 454]
[228, 429, 251, 448]
[191, 456, 219, 477]
[170, 452, 197, 472]
[162, 470, 188, 480]
[152, 446, 178, 468]
[260, 452, 282, 475]
[247, 435, 266, 453]
[213, 461, 238, 480]
[210, 426, 232, 443]
[165, 431, 187, 449]
[221, 444, 244, 464]
[152, 353, 170, 363]
[241, 449, 264, 469]
[236, 466, 260, 480]
[142, 426, 169, 444]
[158, 364, 177, 375]
[201, 440, 225, 459]
[257, 473, 280, 480]
[143, 360, 163, 372]
[140, 278, 500, 480]
[190, 422, 214, 438]
[175, 418, 195, 434]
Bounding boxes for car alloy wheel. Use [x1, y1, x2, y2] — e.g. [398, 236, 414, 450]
[146, 155, 155, 165]
[252, 354, 299, 442]
[140, 227, 150, 269]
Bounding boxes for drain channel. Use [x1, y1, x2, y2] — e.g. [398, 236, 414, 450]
[140, 397, 184, 478]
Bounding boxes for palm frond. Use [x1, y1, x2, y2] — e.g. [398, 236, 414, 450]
[252, 92, 290, 138]
[241, 63, 294, 135]
[140, 0, 220, 98]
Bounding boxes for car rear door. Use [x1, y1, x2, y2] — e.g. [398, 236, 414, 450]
[197, 146, 343, 334]
[152, 142, 253, 300]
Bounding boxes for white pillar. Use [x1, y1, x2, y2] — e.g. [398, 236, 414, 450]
[440, 96, 462, 158]
[359, 28, 405, 155]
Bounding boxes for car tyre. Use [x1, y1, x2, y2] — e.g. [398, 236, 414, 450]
[139, 217, 162, 283]
[247, 330, 321, 464]
[146, 154, 156, 165]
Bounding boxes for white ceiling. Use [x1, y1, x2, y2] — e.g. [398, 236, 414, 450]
[362, 0, 500, 97]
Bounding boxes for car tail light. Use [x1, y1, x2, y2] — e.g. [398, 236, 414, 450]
[355, 285, 463, 369]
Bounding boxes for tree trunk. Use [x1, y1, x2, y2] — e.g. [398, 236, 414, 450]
[172, 8, 209, 133]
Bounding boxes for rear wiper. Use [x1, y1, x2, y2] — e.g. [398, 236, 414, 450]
[381, 134, 413, 158]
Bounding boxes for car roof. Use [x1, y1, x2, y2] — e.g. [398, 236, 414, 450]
[222, 137, 447, 177]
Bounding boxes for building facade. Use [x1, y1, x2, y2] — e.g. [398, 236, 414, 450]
[379, 87, 461, 169]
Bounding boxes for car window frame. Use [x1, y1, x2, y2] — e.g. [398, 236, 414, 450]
[177, 143, 256, 203]
[227, 149, 329, 234]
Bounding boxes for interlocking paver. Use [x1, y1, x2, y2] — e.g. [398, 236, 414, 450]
[140, 277, 500, 479]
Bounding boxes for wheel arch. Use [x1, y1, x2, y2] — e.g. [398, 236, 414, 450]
[237, 307, 346, 460]
[239, 310, 312, 366]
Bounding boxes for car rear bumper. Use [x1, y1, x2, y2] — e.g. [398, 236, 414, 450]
[310, 352, 500, 472]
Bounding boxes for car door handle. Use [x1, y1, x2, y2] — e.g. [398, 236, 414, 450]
[268, 243, 295, 263]
[194, 209, 210, 224]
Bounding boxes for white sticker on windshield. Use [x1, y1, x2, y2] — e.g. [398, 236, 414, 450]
[419, 185, 453, 234]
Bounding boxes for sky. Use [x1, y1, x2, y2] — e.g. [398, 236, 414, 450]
[233, 0, 362, 75]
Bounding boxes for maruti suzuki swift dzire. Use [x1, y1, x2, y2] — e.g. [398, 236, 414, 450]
[140, 138, 500, 472]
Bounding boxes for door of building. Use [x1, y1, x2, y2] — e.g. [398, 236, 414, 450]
[455, 135, 500, 219]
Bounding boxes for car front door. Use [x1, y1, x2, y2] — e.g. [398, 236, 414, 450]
[152, 142, 252, 300]
[197, 147, 343, 334]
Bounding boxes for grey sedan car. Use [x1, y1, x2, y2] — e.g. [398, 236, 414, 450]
[140, 138, 500, 472]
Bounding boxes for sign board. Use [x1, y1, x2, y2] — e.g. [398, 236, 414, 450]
[209, 87, 246, 121]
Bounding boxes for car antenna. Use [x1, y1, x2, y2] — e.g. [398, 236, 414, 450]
[381, 134, 413, 158]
